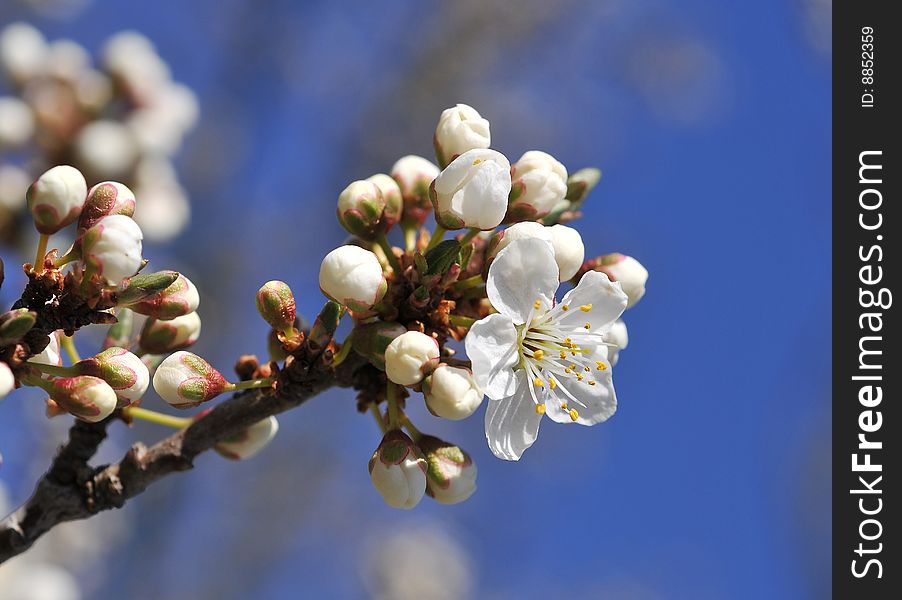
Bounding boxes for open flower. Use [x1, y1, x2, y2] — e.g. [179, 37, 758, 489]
[464, 238, 628, 460]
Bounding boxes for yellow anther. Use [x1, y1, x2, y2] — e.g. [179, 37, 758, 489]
[584, 322, 591, 330]
[576, 373, 584, 381]
[561, 304, 570, 311]
[559, 351, 568, 359]
[533, 349, 545, 361]
[535, 404, 546, 415]
[584, 366, 591, 372]
[564, 367, 572, 374]
[473, 158, 483, 165]
[596, 361, 608, 371]
[569, 408, 579, 421]
[533, 377, 544, 388]
[548, 378, 557, 389]
[533, 299, 542, 309]
[560, 403, 568, 410]
[571, 351, 578, 356]
[588, 380, 597, 386]
[580, 304, 593, 312]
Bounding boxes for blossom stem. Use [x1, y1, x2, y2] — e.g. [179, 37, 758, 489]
[369, 403, 387, 434]
[452, 274, 484, 291]
[54, 247, 79, 268]
[227, 378, 275, 391]
[448, 315, 476, 328]
[60, 335, 81, 364]
[34, 234, 49, 271]
[123, 406, 193, 429]
[401, 414, 423, 441]
[331, 331, 355, 367]
[424, 224, 446, 252]
[27, 362, 78, 377]
[458, 228, 480, 245]
[460, 286, 487, 301]
[386, 382, 402, 429]
[403, 224, 417, 252]
[375, 233, 404, 274]
[19, 373, 55, 393]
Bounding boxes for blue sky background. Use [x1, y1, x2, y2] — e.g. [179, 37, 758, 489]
[0, 1, 831, 598]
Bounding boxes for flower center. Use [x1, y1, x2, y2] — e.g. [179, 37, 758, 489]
[517, 298, 609, 418]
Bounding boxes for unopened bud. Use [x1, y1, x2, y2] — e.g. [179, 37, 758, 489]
[507, 151, 568, 222]
[103, 308, 134, 349]
[366, 174, 402, 232]
[548, 224, 585, 282]
[126, 273, 200, 320]
[352, 321, 407, 370]
[337, 180, 385, 239]
[0, 308, 36, 345]
[0, 96, 34, 147]
[77, 181, 137, 232]
[433, 103, 491, 168]
[153, 351, 229, 409]
[431, 149, 511, 230]
[27, 331, 62, 370]
[307, 301, 342, 352]
[0, 362, 14, 399]
[49, 375, 117, 422]
[214, 416, 279, 460]
[256, 280, 297, 333]
[319, 246, 387, 312]
[603, 319, 629, 366]
[75, 347, 149, 407]
[565, 167, 602, 205]
[139, 312, 201, 355]
[584, 254, 648, 308]
[384, 331, 440, 386]
[422, 364, 483, 421]
[26, 165, 87, 235]
[368, 430, 428, 510]
[80, 215, 144, 285]
[391, 155, 439, 226]
[419, 436, 477, 505]
[115, 270, 180, 305]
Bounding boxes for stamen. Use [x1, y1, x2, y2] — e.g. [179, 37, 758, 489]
[596, 361, 607, 371]
[535, 404, 546, 415]
[561, 305, 570, 311]
[548, 378, 557, 390]
[560, 403, 568, 410]
[584, 366, 591, 372]
[569, 408, 579, 421]
[588, 380, 596, 386]
[532, 349, 545, 361]
[533, 299, 542, 309]
[533, 377, 544, 388]
[580, 304, 592, 312]
[584, 322, 591, 330]
[559, 351, 567, 359]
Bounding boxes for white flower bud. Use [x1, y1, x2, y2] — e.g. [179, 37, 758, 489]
[139, 312, 201, 355]
[366, 173, 402, 231]
[153, 351, 229, 409]
[603, 319, 629, 366]
[127, 272, 199, 320]
[132, 181, 190, 242]
[80, 215, 144, 285]
[594, 254, 648, 308]
[0, 362, 14, 399]
[391, 155, 439, 225]
[422, 365, 483, 420]
[384, 331, 440, 386]
[0, 96, 34, 147]
[419, 436, 477, 505]
[75, 347, 149, 407]
[431, 149, 511, 230]
[488, 222, 552, 258]
[26, 165, 87, 235]
[0, 23, 47, 83]
[74, 120, 139, 178]
[0, 165, 29, 211]
[319, 246, 387, 312]
[215, 416, 279, 460]
[434, 104, 490, 167]
[49, 375, 118, 423]
[507, 150, 568, 221]
[28, 331, 62, 371]
[337, 180, 385, 238]
[368, 430, 428, 510]
[45, 39, 90, 81]
[549, 224, 585, 281]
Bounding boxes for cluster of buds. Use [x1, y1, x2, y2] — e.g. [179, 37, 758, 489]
[0, 23, 197, 245]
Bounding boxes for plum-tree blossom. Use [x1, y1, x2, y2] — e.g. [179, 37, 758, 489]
[47, 376, 118, 423]
[603, 319, 629, 366]
[384, 331, 440, 386]
[368, 430, 428, 510]
[487, 222, 584, 282]
[214, 416, 280, 460]
[433, 103, 491, 168]
[422, 365, 483, 421]
[26, 165, 87, 235]
[319, 245, 387, 312]
[126, 272, 200, 320]
[80, 214, 144, 284]
[78, 181, 137, 231]
[336, 179, 385, 238]
[419, 436, 477, 505]
[74, 347, 149, 407]
[507, 150, 568, 221]
[139, 312, 202, 355]
[153, 351, 229, 408]
[465, 238, 628, 460]
[431, 148, 511, 230]
[391, 154, 439, 226]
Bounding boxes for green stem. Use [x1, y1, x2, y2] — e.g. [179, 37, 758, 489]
[331, 331, 355, 367]
[227, 377, 275, 391]
[386, 382, 401, 429]
[449, 314, 476, 328]
[28, 362, 78, 377]
[370, 403, 387, 434]
[34, 234, 49, 270]
[424, 224, 446, 252]
[452, 274, 484, 291]
[375, 232, 403, 274]
[461, 286, 487, 301]
[54, 247, 80, 268]
[20, 373, 55, 393]
[123, 406, 193, 429]
[403, 225, 417, 252]
[458, 228, 480, 245]
[60, 335, 81, 364]
[401, 414, 423, 441]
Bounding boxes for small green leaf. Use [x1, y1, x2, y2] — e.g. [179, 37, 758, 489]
[424, 240, 461, 275]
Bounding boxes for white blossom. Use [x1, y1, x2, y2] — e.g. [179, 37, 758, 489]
[603, 319, 629, 366]
[139, 311, 202, 354]
[549, 224, 585, 281]
[419, 436, 478, 505]
[595, 254, 648, 308]
[507, 150, 568, 221]
[76, 347, 149, 407]
[80, 214, 144, 284]
[431, 148, 511, 230]
[26, 165, 88, 235]
[434, 103, 490, 166]
[153, 351, 228, 409]
[73, 120, 139, 178]
[368, 430, 428, 509]
[465, 238, 627, 460]
[319, 245, 387, 312]
[215, 416, 279, 460]
[50, 376, 118, 423]
[0, 361, 14, 399]
[0, 96, 35, 147]
[0, 22, 47, 83]
[384, 331, 440, 386]
[423, 364, 483, 421]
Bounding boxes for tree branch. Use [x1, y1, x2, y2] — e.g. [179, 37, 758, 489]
[0, 350, 372, 564]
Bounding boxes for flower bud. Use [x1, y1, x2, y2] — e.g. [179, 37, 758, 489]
[0, 23, 47, 83]
[75, 347, 149, 407]
[366, 174, 402, 231]
[80, 215, 143, 285]
[486, 221, 552, 262]
[126, 273, 200, 320]
[256, 280, 296, 332]
[26, 165, 87, 235]
[103, 308, 134, 349]
[431, 149, 511, 231]
[78, 181, 137, 232]
[384, 331, 440, 386]
[0, 362, 14, 399]
[73, 120, 139, 178]
[214, 416, 279, 460]
[49, 376, 117, 422]
[153, 351, 229, 409]
[548, 224, 584, 282]
[0, 308, 37, 345]
[337, 180, 385, 239]
[507, 151, 568, 222]
[139, 312, 201, 355]
[422, 364, 483, 420]
[352, 321, 407, 370]
[319, 246, 387, 312]
[28, 331, 62, 370]
[391, 155, 439, 226]
[433, 103, 490, 168]
[603, 319, 629, 366]
[588, 254, 648, 308]
[419, 436, 477, 505]
[307, 301, 343, 352]
[368, 430, 428, 510]
[0, 96, 34, 148]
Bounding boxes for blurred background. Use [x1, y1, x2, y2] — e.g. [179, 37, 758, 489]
[0, 0, 831, 598]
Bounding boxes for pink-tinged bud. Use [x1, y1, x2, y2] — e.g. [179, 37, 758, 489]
[214, 416, 279, 460]
[419, 436, 477, 505]
[384, 331, 440, 386]
[77, 181, 137, 231]
[584, 253, 648, 308]
[49, 375, 117, 422]
[80, 214, 144, 285]
[139, 312, 201, 355]
[422, 364, 483, 420]
[391, 155, 439, 226]
[0, 361, 14, 399]
[507, 151, 568, 222]
[75, 347, 149, 407]
[319, 246, 387, 312]
[26, 165, 87, 235]
[368, 430, 428, 510]
[255, 280, 296, 332]
[337, 180, 385, 239]
[352, 321, 407, 370]
[366, 174, 402, 232]
[153, 351, 229, 409]
[126, 273, 200, 320]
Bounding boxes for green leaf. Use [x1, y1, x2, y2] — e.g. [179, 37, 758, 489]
[424, 240, 461, 275]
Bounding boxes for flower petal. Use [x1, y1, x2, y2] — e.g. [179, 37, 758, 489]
[559, 271, 628, 332]
[545, 345, 617, 426]
[487, 238, 559, 324]
[484, 372, 543, 460]
[465, 313, 519, 400]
